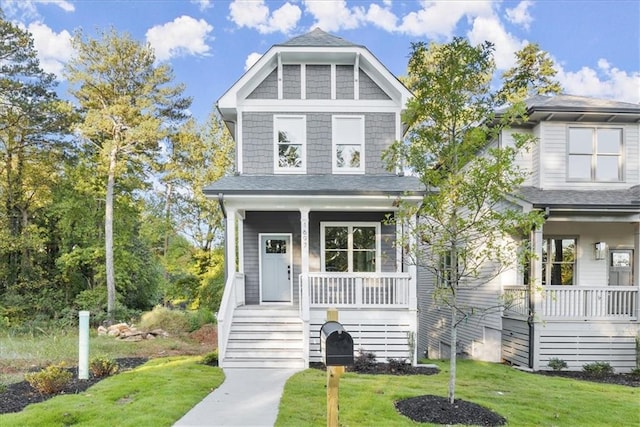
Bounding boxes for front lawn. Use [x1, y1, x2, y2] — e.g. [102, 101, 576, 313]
[277, 360, 640, 426]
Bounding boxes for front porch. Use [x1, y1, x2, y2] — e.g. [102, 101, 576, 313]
[502, 285, 639, 372]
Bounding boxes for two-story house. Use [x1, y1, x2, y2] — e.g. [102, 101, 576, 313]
[419, 95, 640, 372]
[207, 29, 423, 368]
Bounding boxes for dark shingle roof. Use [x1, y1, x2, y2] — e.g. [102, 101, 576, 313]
[523, 95, 640, 112]
[279, 28, 359, 47]
[204, 174, 424, 196]
[517, 185, 640, 209]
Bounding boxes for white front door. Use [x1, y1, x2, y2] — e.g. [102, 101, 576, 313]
[260, 234, 292, 303]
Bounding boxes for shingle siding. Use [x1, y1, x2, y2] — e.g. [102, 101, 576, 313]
[336, 65, 354, 99]
[306, 65, 331, 99]
[242, 112, 274, 174]
[359, 69, 391, 100]
[247, 69, 278, 99]
[283, 65, 301, 99]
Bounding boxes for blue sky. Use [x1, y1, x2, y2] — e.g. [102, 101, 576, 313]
[1, 0, 638, 122]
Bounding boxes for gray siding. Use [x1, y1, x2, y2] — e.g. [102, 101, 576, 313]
[308, 211, 396, 272]
[283, 65, 301, 99]
[243, 211, 301, 305]
[242, 112, 397, 175]
[336, 65, 354, 99]
[247, 69, 277, 99]
[306, 65, 331, 99]
[359, 69, 391, 100]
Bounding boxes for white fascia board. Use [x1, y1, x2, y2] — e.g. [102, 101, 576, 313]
[238, 99, 402, 112]
[357, 50, 412, 108]
[219, 194, 423, 211]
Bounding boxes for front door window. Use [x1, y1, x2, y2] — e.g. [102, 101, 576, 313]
[609, 249, 633, 286]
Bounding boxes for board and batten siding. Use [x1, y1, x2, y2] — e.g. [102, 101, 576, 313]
[538, 121, 640, 190]
[242, 112, 397, 175]
[243, 211, 301, 305]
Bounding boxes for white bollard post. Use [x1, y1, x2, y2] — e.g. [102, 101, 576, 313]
[78, 310, 90, 380]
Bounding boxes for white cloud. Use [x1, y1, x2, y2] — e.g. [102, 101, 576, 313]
[1, 0, 74, 19]
[505, 0, 533, 30]
[397, 0, 494, 38]
[556, 62, 640, 104]
[245, 52, 263, 71]
[365, 4, 398, 32]
[467, 15, 525, 70]
[35, 0, 75, 12]
[145, 16, 213, 61]
[190, 0, 212, 11]
[228, 0, 301, 34]
[303, 0, 365, 32]
[27, 22, 73, 76]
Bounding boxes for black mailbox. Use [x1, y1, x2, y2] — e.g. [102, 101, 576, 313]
[320, 321, 354, 366]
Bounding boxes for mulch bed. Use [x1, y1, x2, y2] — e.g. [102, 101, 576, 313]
[0, 357, 147, 415]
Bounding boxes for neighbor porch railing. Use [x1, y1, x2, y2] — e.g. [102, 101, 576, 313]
[301, 272, 411, 308]
[503, 285, 638, 320]
[216, 272, 245, 366]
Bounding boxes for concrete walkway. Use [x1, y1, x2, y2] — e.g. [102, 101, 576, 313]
[174, 368, 302, 427]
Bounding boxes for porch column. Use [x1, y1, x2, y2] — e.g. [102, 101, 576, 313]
[237, 211, 245, 274]
[408, 213, 418, 365]
[226, 208, 237, 280]
[300, 208, 310, 367]
[530, 224, 544, 370]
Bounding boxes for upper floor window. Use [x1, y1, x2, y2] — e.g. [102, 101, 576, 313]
[274, 115, 306, 173]
[542, 237, 577, 285]
[568, 127, 622, 181]
[332, 115, 365, 174]
[321, 222, 380, 272]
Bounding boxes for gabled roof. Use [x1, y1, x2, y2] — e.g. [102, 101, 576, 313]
[279, 28, 358, 47]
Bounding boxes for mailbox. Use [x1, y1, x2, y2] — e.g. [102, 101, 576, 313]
[320, 321, 354, 366]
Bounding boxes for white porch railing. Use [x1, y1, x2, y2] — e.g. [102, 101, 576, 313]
[503, 286, 638, 320]
[216, 272, 245, 366]
[302, 272, 411, 308]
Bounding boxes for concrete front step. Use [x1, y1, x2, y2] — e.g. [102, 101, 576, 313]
[222, 357, 307, 369]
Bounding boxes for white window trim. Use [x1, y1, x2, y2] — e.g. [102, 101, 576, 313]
[566, 126, 624, 182]
[320, 222, 381, 273]
[542, 236, 578, 286]
[332, 115, 365, 174]
[274, 115, 306, 174]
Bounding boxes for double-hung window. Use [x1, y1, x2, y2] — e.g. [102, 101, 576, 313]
[332, 115, 365, 173]
[542, 238, 577, 285]
[274, 115, 306, 173]
[321, 222, 379, 272]
[568, 127, 623, 181]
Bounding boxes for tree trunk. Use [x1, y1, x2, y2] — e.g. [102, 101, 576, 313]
[449, 298, 457, 404]
[105, 147, 118, 321]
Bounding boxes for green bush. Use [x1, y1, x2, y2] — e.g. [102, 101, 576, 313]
[186, 308, 217, 332]
[25, 363, 73, 394]
[351, 350, 377, 372]
[89, 357, 119, 377]
[138, 306, 190, 335]
[582, 361, 614, 377]
[547, 358, 568, 371]
[200, 350, 219, 366]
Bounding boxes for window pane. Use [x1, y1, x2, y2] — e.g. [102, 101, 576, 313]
[353, 227, 375, 249]
[335, 117, 362, 143]
[568, 155, 591, 179]
[596, 155, 620, 181]
[336, 145, 361, 168]
[325, 227, 348, 250]
[550, 263, 574, 285]
[548, 238, 576, 286]
[569, 128, 593, 154]
[278, 144, 302, 168]
[353, 250, 376, 272]
[325, 250, 348, 272]
[597, 128, 621, 153]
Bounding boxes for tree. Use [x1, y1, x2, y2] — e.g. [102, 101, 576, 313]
[496, 42, 562, 105]
[0, 12, 74, 317]
[385, 38, 546, 404]
[64, 28, 191, 320]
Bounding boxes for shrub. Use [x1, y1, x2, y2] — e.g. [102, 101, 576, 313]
[547, 358, 568, 371]
[200, 350, 219, 366]
[186, 308, 217, 332]
[351, 350, 377, 372]
[582, 361, 614, 377]
[630, 367, 640, 378]
[90, 357, 119, 377]
[387, 358, 412, 374]
[25, 363, 73, 394]
[138, 306, 190, 335]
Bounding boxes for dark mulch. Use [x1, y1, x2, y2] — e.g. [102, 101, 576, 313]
[532, 369, 640, 387]
[0, 357, 147, 415]
[396, 395, 507, 426]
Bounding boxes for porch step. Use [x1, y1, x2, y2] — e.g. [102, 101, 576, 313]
[222, 307, 305, 369]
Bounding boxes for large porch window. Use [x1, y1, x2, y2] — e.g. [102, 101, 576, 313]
[542, 237, 577, 285]
[321, 222, 380, 272]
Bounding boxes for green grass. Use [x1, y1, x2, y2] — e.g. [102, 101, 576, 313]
[277, 360, 640, 427]
[0, 356, 224, 427]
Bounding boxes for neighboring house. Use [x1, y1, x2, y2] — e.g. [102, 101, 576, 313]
[206, 29, 423, 368]
[419, 95, 640, 372]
